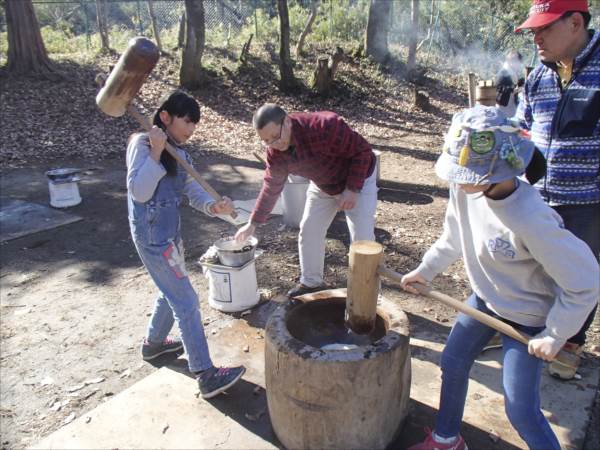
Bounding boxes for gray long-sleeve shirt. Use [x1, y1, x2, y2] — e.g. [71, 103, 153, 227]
[416, 180, 599, 341]
[126, 133, 215, 216]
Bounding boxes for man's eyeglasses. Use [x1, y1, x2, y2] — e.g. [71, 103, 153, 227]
[261, 120, 284, 147]
[522, 15, 567, 37]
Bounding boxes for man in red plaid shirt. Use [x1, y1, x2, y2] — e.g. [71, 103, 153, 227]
[235, 103, 378, 297]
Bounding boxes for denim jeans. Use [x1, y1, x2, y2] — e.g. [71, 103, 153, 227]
[128, 163, 213, 374]
[298, 170, 378, 287]
[552, 203, 600, 345]
[134, 237, 213, 373]
[435, 294, 560, 450]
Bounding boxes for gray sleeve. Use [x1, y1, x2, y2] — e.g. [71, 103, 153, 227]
[126, 134, 166, 203]
[519, 208, 600, 340]
[417, 188, 463, 281]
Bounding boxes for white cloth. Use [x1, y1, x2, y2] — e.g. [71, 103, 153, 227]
[299, 170, 378, 287]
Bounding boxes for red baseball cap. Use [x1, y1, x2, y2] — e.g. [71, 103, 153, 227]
[515, 0, 589, 31]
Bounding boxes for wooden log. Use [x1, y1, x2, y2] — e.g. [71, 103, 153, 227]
[476, 79, 496, 106]
[346, 241, 383, 334]
[413, 86, 430, 110]
[312, 57, 331, 94]
[311, 47, 344, 96]
[265, 293, 411, 450]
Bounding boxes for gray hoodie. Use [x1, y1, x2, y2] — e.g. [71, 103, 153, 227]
[416, 180, 599, 341]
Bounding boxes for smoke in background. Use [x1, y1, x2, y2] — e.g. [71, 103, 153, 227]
[388, 0, 600, 80]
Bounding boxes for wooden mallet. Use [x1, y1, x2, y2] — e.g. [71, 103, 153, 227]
[95, 36, 236, 219]
[346, 241, 573, 365]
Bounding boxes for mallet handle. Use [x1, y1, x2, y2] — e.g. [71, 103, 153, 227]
[252, 150, 266, 167]
[126, 105, 237, 219]
[377, 265, 573, 364]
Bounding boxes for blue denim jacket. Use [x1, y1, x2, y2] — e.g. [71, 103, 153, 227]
[126, 133, 215, 246]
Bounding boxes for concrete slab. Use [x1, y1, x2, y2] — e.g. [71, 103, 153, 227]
[34, 299, 598, 450]
[401, 336, 597, 450]
[0, 199, 82, 242]
[33, 315, 279, 450]
[32, 368, 278, 450]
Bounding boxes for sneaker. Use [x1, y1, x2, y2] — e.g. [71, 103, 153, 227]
[197, 365, 246, 399]
[287, 283, 327, 298]
[548, 342, 583, 380]
[408, 428, 468, 450]
[141, 337, 184, 360]
[481, 333, 503, 353]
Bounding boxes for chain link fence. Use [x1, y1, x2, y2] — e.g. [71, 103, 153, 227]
[25, 0, 255, 51]
[2, 0, 599, 77]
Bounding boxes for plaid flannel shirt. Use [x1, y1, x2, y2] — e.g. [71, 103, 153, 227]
[250, 111, 375, 224]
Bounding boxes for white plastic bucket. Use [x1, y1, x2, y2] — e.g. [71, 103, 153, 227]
[48, 180, 81, 208]
[281, 175, 309, 228]
[204, 260, 259, 312]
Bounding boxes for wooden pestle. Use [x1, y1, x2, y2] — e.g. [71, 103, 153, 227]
[345, 241, 383, 334]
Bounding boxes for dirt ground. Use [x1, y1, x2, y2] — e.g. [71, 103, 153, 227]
[1, 52, 599, 449]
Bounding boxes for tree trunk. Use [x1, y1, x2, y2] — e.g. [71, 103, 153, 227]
[277, 0, 297, 92]
[417, 0, 434, 52]
[295, 0, 318, 58]
[239, 33, 253, 64]
[365, 0, 391, 64]
[407, 0, 420, 72]
[177, 12, 186, 49]
[147, 0, 163, 53]
[5, 0, 55, 76]
[180, 0, 205, 90]
[95, 0, 110, 51]
[311, 47, 343, 96]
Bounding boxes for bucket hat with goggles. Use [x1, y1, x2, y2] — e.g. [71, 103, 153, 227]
[435, 105, 535, 185]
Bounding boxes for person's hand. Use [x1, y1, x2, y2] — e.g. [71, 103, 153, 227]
[528, 330, 565, 361]
[209, 196, 234, 215]
[148, 126, 167, 162]
[337, 188, 358, 211]
[400, 270, 428, 295]
[235, 222, 256, 243]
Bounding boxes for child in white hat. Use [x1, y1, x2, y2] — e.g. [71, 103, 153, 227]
[401, 105, 599, 450]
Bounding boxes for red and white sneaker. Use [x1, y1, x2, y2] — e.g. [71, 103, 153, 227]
[407, 428, 468, 450]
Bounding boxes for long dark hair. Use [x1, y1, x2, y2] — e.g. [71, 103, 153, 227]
[153, 90, 201, 176]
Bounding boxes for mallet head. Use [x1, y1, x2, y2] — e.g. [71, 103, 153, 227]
[96, 37, 159, 117]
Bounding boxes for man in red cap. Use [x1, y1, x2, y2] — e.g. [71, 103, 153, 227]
[515, 0, 600, 381]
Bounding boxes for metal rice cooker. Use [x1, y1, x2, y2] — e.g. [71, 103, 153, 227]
[213, 236, 258, 267]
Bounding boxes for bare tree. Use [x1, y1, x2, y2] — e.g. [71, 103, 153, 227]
[295, 0, 319, 58]
[147, 0, 163, 54]
[95, 0, 110, 51]
[180, 0, 205, 90]
[407, 0, 420, 72]
[4, 0, 55, 76]
[177, 12, 186, 49]
[276, 0, 298, 92]
[365, 0, 391, 64]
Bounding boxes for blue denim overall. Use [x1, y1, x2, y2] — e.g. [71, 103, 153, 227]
[128, 161, 213, 373]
